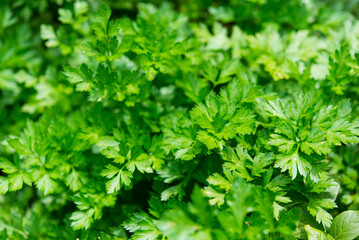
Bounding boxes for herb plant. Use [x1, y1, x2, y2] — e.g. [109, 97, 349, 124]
[1, 0, 359, 239]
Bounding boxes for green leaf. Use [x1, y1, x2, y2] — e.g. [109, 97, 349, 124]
[307, 201, 334, 229]
[0, 157, 17, 174]
[0, 177, 9, 194]
[91, 4, 111, 39]
[250, 153, 274, 177]
[35, 174, 57, 195]
[161, 184, 183, 201]
[226, 178, 254, 234]
[268, 134, 296, 153]
[123, 212, 162, 240]
[70, 209, 95, 230]
[8, 174, 22, 191]
[58, 8, 73, 24]
[203, 186, 226, 206]
[264, 99, 288, 120]
[305, 225, 335, 240]
[66, 169, 86, 192]
[40, 24, 59, 47]
[101, 165, 132, 193]
[275, 152, 311, 180]
[329, 211, 359, 240]
[207, 173, 231, 191]
[221, 145, 252, 181]
[196, 130, 220, 150]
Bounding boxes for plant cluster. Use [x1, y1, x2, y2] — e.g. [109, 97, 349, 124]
[1, 0, 359, 239]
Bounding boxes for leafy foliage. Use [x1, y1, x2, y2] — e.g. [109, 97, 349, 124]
[2, 0, 359, 239]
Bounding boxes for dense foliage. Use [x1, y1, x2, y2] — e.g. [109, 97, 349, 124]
[1, 0, 359, 239]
